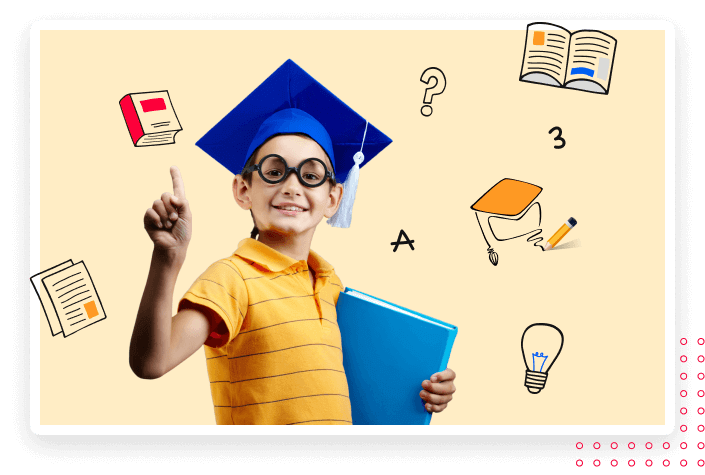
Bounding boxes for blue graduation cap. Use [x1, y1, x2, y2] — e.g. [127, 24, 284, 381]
[196, 59, 393, 228]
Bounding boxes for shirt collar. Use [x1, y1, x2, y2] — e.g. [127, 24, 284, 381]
[234, 238, 334, 276]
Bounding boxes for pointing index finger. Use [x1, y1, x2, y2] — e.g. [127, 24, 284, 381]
[170, 166, 186, 199]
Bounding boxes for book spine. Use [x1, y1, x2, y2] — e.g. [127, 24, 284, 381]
[119, 94, 145, 145]
[426, 328, 459, 425]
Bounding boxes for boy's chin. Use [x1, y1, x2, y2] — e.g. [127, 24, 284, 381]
[259, 223, 317, 238]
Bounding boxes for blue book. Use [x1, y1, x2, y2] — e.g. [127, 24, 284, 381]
[336, 288, 458, 425]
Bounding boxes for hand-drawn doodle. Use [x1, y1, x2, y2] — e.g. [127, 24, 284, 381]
[521, 323, 564, 394]
[419, 67, 446, 117]
[391, 229, 415, 252]
[471, 178, 544, 266]
[548, 126, 566, 149]
[119, 90, 182, 146]
[519, 22, 617, 95]
[30, 260, 107, 337]
[544, 217, 578, 250]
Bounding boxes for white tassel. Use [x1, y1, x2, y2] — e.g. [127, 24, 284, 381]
[327, 151, 363, 228]
[328, 121, 368, 229]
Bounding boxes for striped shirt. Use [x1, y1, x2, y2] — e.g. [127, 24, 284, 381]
[178, 238, 352, 425]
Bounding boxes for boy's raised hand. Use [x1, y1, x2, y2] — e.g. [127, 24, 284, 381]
[420, 367, 456, 413]
[144, 166, 192, 255]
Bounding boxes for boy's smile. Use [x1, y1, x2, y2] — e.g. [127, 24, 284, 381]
[234, 134, 343, 247]
[273, 202, 309, 215]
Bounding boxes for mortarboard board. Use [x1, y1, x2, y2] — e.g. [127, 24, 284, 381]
[196, 59, 393, 228]
[471, 178, 544, 266]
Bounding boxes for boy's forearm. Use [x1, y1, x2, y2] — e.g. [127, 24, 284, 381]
[130, 248, 187, 379]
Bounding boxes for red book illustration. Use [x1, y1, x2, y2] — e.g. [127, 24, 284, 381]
[119, 90, 183, 146]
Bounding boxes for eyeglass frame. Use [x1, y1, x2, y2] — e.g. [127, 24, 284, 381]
[242, 154, 336, 188]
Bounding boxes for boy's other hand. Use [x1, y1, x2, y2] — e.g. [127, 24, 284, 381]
[144, 166, 192, 257]
[420, 367, 456, 414]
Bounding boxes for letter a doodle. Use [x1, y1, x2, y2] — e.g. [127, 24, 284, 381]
[390, 229, 415, 252]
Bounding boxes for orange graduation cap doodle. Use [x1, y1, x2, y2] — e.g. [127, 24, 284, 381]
[471, 178, 544, 266]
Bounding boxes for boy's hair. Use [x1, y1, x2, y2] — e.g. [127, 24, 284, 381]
[241, 133, 338, 239]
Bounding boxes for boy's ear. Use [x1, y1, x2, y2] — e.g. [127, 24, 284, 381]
[233, 175, 253, 210]
[324, 183, 344, 219]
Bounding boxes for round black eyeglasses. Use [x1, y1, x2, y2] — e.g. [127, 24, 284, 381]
[243, 154, 334, 188]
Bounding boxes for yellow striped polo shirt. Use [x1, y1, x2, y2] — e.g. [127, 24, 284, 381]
[178, 238, 352, 425]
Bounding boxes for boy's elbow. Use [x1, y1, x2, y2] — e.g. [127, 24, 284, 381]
[129, 355, 165, 380]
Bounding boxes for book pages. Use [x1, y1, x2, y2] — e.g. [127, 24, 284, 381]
[519, 23, 572, 87]
[345, 289, 454, 330]
[565, 30, 617, 93]
[30, 259, 74, 336]
[41, 261, 106, 337]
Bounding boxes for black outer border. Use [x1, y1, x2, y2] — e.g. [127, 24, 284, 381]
[13, 11, 705, 470]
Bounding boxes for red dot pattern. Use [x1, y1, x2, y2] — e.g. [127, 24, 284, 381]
[573, 336, 705, 468]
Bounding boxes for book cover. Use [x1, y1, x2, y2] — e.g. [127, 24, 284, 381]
[337, 288, 458, 425]
[119, 90, 183, 146]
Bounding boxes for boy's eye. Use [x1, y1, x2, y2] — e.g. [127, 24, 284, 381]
[264, 169, 283, 177]
[300, 160, 326, 184]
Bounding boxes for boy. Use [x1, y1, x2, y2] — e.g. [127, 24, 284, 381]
[129, 60, 456, 424]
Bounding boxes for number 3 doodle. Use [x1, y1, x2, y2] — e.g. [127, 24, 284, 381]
[548, 126, 565, 149]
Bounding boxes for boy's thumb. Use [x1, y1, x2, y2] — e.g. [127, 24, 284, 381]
[170, 195, 190, 217]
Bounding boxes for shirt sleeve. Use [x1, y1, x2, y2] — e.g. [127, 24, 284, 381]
[178, 259, 248, 348]
[330, 272, 344, 306]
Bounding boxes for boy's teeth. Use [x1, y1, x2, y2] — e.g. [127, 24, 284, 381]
[279, 206, 304, 211]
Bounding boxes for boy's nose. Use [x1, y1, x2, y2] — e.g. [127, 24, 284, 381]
[281, 171, 303, 195]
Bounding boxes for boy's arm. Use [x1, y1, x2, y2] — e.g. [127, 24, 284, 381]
[129, 250, 211, 379]
[129, 166, 209, 379]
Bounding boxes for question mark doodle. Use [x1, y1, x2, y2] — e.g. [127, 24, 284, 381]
[420, 67, 447, 117]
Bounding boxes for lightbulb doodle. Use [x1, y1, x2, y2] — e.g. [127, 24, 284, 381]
[471, 178, 545, 266]
[521, 323, 564, 394]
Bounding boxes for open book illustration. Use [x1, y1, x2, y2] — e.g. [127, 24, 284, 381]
[119, 90, 182, 146]
[30, 260, 107, 337]
[519, 22, 617, 95]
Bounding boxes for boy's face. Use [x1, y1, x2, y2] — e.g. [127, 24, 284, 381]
[233, 134, 343, 240]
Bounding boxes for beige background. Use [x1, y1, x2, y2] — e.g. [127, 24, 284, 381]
[38, 29, 665, 425]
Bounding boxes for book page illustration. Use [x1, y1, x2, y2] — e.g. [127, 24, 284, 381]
[36, 260, 107, 337]
[30, 259, 74, 336]
[520, 22, 617, 94]
[119, 90, 182, 146]
[565, 30, 617, 94]
[519, 23, 571, 87]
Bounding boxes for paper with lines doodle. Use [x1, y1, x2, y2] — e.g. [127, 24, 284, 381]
[40, 261, 106, 337]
